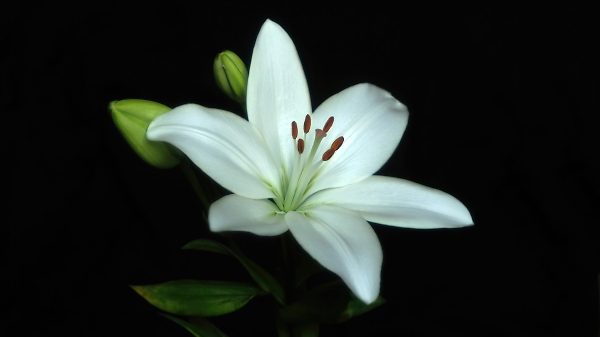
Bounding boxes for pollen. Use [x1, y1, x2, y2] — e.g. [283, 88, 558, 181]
[331, 136, 344, 151]
[323, 117, 334, 132]
[291, 121, 298, 139]
[322, 148, 335, 161]
[297, 139, 305, 154]
[303, 114, 311, 134]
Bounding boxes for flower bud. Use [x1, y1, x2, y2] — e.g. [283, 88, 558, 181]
[110, 99, 181, 169]
[213, 50, 248, 104]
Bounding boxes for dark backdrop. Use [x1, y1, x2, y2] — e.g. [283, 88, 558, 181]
[4, 2, 599, 336]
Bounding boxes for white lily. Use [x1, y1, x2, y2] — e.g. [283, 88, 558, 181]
[147, 20, 473, 304]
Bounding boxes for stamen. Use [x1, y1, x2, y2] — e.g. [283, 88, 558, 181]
[331, 136, 344, 151]
[322, 148, 335, 161]
[323, 117, 334, 132]
[303, 115, 311, 133]
[283, 116, 345, 211]
[297, 139, 305, 154]
[291, 121, 298, 139]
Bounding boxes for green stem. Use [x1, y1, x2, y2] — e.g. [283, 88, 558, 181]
[275, 234, 319, 336]
[179, 159, 211, 211]
[279, 233, 295, 302]
[276, 234, 292, 336]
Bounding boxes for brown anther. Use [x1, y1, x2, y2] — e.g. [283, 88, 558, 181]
[315, 129, 327, 139]
[323, 117, 334, 132]
[291, 121, 298, 139]
[297, 139, 305, 154]
[331, 136, 344, 151]
[322, 148, 335, 161]
[303, 114, 311, 133]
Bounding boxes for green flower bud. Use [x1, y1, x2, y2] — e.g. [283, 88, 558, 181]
[213, 50, 248, 104]
[110, 99, 181, 169]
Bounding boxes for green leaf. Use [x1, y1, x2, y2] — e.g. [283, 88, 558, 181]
[334, 295, 386, 323]
[160, 314, 229, 337]
[279, 281, 350, 324]
[131, 280, 261, 316]
[183, 238, 231, 255]
[188, 317, 229, 337]
[183, 239, 285, 305]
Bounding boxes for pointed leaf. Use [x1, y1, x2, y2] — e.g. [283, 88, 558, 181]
[131, 280, 261, 316]
[183, 239, 285, 305]
[183, 238, 231, 255]
[233, 252, 285, 305]
[160, 314, 229, 337]
[188, 317, 229, 337]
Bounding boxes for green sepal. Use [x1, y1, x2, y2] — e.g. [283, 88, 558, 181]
[278, 281, 350, 324]
[131, 280, 263, 316]
[334, 295, 386, 323]
[183, 239, 285, 305]
[160, 314, 229, 337]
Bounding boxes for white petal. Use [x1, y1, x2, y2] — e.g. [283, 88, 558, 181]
[303, 176, 473, 229]
[147, 104, 280, 199]
[305, 84, 409, 196]
[285, 206, 382, 304]
[247, 20, 312, 177]
[209, 194, 288, 236]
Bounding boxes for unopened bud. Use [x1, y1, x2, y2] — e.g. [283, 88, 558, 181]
[213, 50, 248, 104]
[110, 99, 181, 169]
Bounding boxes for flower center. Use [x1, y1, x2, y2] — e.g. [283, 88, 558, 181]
[277, 114, 344, 212]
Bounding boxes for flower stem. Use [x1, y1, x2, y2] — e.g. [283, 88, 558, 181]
[276, 234, 293, 336]
[279, 233, 295, 301]
[179, 159, 211, 211]
[276, 233, 320, 336]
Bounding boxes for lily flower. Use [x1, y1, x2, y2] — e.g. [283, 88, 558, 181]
[147, 20, 473, 304]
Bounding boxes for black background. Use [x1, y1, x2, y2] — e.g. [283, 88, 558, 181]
[4, 2, 599, 336]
